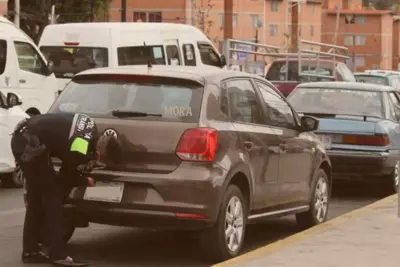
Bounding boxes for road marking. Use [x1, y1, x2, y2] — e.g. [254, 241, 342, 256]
[212, 194, 397, 267]
[0, 208, 25, 217]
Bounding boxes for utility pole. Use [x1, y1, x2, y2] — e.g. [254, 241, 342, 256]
[121, 0, 127, 22]
[14, 0, 20, 27]
[290, 2, 299, 53]
[90, 0, 95, 22]
[223, 0, 233, 39]
[332, 4, 341, 45]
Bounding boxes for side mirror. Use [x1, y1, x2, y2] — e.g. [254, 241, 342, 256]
[6, 92, 22, 108]
[44, 60, 54, 76]
[220, 55, 227, 68]
[300, 115, 319, 132]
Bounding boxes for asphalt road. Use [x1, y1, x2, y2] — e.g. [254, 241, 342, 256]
[0, 182, 391, 267]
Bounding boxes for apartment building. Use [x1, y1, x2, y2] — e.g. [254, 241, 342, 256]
[322, 0, 398, 71]
[108, 0, 323, 50]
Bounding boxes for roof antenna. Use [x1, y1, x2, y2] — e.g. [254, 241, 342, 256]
[143, 42, 152, 68]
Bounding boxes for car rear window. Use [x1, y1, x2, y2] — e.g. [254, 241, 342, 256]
[117, 46, 166, 66]
[48, 75, 203, 122]
[40, 46, 108, 79]
[288, 87, 384, 118]
[266, 61, 334, 82]
[355, 75, 388, 86]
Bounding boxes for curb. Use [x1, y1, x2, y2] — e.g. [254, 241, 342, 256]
[212, 194, 397, 267]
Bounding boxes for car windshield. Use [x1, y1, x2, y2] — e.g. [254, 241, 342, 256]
[266, 61, 335, 82]
[48, 75, 203, 122]
[355, 75, 388, 86]
[288, 87, 384, 117]
[40, 46, 108, 79]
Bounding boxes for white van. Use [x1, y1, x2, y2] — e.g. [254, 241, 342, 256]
[38, 22, 226, 92]
[0, 17, 58, 115]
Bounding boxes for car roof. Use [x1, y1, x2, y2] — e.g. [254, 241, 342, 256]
[296, 81, 393, 92]
[74, 65, 269, 86]
[354, 72, 392, 77]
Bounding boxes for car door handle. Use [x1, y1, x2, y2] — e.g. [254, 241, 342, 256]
[279, 143, 288, 151]
[19, 79, 26, 83]
[244, 141, 253, 150]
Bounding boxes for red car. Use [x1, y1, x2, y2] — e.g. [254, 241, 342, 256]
[265, 59, 356, 97]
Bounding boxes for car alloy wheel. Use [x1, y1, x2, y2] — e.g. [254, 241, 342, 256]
[314, 176, 329, 223]
[225, 196, 244, 253]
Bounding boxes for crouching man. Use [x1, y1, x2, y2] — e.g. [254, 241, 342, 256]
[11, 113, 111, 267]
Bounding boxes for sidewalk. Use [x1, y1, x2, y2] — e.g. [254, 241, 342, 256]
[214, 194, 399, 267]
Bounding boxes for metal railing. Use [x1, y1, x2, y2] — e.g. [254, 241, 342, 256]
[223, 39, 350, 80]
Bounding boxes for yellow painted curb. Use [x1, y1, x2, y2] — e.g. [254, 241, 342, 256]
[212, 194, 397, 267]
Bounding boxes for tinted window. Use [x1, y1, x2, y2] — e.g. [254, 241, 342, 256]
[198, 43, 221, 67]
[40, 46, 108, 78]
[224, 79, 263, 124]
[49, 75, 203, 123]
[166, 45, 181, 65]
[266, 61, 334, 82]
[14, 41, 45, 75]
[288, 87, 383, 118]
[0, 40, 6, 75]
[256, 81, 296, 129]
[118, 46, 165, 66]
[355, 75, 388, 86]
[182, 44, 196, 66]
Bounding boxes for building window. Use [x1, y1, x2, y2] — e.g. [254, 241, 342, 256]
[344, 36, 354, 45]
[233, 14, 238, 27]
[310, 25, 314, 37]
[355, 15, 365, 24]
[355, 56, 365, 67]
[269, 24, 278, 36]
[355, 35, 366, 45]
[271, 0, 279, 12]
[133, 11, 162, 22]
[250, 14, 260, 27]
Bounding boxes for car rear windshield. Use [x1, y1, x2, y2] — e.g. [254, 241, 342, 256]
[266, 61, 334, 82]
[40, 46, 108, 79]
[49, 75, 203, 122]
[117, 46, 166, 66]
[355, 75, 388, 86]
[288, 87, 384, 118]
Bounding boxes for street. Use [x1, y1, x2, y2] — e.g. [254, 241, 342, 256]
[0, 182, 390, 267]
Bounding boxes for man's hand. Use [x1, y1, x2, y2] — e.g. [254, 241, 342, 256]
[87, 177, 96, 187]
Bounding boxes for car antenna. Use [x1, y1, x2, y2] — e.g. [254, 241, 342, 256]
[143, 42, 152, 69]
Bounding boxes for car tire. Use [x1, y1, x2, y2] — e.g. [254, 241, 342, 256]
[296, 168, 330, 230]
[2, 164, 24, 188]
[383, 161, 399, 194]
[201, 184, 247, 262]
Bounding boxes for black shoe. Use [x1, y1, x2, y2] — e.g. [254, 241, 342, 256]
[52, 256, 89, 267]
[22, 251, 50, 263]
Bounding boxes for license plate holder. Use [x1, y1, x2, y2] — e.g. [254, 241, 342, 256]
[318, 135, 333, 149]
[83, 181, 124, 203]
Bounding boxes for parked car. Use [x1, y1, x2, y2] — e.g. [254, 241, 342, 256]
[265, 59, 355, 97]
[287, 81, 400, 193]
[355, 72, 400, 90]
[47, 65, 331, 261]
[0, 90, 28, 187]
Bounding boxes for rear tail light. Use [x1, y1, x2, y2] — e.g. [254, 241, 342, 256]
[342, 134, 389, 146]
[176, 128, 218, 162]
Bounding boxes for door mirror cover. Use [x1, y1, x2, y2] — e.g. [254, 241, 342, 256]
[300, 115, 319, 132]
[6, 92, 22, 108]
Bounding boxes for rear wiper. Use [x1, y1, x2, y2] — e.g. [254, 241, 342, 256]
[111, 110, 162, 118]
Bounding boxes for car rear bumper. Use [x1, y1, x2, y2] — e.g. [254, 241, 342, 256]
[62, 163, 227, 230]
[327, 150, 396, 180]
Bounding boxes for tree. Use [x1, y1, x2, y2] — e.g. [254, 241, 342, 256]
[6, 0, 111, 44]
[191, 0, 215, 38]
[364, 0, 399, 10]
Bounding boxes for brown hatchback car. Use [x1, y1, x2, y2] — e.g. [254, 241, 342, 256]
[48, 65, 332, 262]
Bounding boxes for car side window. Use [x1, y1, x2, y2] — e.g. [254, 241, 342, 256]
[0, 40, 6, 75]
[182, 44, 196, 66]
[387, 92, 400, 120]
[14, 41, 45, 75]
[389, 92, 400, 107]
[255, 81, 296, 129]
[224, 79, 264, 124]
[198, 43, 221, 67]
[166, 45, 181, 65]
